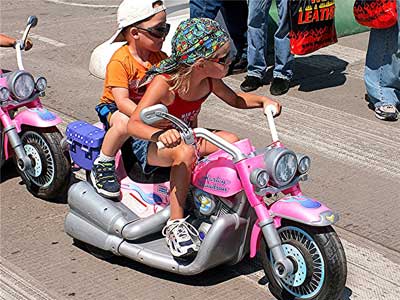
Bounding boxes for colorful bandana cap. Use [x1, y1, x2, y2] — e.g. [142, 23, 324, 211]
[147, 17, 230, 76]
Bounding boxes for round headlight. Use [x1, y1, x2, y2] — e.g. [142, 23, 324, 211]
[275, 153, 297, 184]
[0, 87, 10, 102]
[35, 77, 47, 92]
[250, 168, 269, 188]
[297, 155, 311, 174]
[265, 147, 298, 186]
[7, 70, 35, 100]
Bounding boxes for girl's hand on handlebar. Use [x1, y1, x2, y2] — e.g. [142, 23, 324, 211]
[24, 38, 33, 51]
[158, 129, 181, 148]
[262, 97, 281, 117]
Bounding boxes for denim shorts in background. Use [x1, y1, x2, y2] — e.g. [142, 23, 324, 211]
[95, 103, 118, 130]
[131, 138, 159, 175]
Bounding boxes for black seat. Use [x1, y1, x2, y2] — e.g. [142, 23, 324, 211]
[121, 139, 170, 184]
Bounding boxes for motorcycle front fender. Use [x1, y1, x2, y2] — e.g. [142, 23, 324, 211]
[14, 108, 62, 130]
[249, 195, 339, 258]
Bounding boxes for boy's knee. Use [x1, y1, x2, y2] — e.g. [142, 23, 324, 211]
[110, 115, 129, 136]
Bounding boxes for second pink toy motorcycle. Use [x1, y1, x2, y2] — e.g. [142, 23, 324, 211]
[64, 105, 347, 300]
[0, 16, 70, 199]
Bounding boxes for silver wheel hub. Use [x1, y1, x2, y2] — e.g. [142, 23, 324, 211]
[24, 144, 42, 176]
[281, 244, 307, 287]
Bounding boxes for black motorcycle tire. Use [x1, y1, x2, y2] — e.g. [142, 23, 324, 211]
[260, 221, 347, 300]
[17, 127, 71, 200]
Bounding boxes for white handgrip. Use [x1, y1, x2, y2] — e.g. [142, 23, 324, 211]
[156, 141, 165, 150]
[264, 105, 279, 142]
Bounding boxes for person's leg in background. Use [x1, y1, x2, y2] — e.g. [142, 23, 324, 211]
[270, 0, 294, 96]
[221, 0, 249, 74]
[365, 18, 400, 121]
[189, 0, 222, 19]
[241, 0, 271, 92]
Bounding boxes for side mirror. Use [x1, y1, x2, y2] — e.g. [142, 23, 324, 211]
[140, 104, 168, 125]
[27, 16, 38, 28]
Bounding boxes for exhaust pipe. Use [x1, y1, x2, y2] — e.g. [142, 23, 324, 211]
[65, 212, 122, 254]
[68, 181, 133, 237]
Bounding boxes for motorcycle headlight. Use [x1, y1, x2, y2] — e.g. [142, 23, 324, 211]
[7, 70, 35, 101]
[265, 147, 298, 186]
[0, 87, 10, 102]
[35, 77, 47, 92]
[297, 154, 311, 174]
[250, 168, 269, 188]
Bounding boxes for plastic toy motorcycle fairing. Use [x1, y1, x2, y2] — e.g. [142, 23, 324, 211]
[1, 106, 62, 160]
[119, 179, 170, 218]
[249, 194, 338, 258]
[192, 139, 256, 197]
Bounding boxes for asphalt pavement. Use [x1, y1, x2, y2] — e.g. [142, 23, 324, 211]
[1, 1, 399, 300]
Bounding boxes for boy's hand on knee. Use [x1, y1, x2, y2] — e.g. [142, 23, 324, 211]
[158, 129, 181, 148]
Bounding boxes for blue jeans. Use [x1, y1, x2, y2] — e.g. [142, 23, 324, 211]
[247, 0, 294, 80]
[190, 0, 248, 59]
[364, 0, 400, 108]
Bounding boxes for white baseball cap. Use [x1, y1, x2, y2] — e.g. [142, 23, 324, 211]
[109, 0, 166, 43]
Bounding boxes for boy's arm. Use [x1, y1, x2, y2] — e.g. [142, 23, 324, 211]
[111, 87, 137, 116]
[128, 75, 173, 141]
[211, 78, 281, 114]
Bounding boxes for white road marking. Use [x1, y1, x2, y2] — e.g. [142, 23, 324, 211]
[0, 259, 60, 300]
[221, 77, 400, 179]
[302, 43, 366, 65]
[18, 32, 66, 48]
[45, 0, 117, 8]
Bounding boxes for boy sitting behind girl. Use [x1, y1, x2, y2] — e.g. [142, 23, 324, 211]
[91, 0, 170, 198]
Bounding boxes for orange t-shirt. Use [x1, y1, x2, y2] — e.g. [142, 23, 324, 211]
[99, 45, 167, 105]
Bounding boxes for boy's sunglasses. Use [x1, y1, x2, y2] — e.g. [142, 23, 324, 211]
[134, 23, 171, 39]
[208, 53, 232, 65]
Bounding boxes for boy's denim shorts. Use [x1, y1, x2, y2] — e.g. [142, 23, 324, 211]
[131, 138, 158, 175]
[95, 103, 118, 130]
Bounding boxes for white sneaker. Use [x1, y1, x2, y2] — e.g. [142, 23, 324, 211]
[162, 217, 200, 258]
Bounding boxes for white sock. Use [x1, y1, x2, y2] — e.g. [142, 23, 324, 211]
[94, 151, 115, 164]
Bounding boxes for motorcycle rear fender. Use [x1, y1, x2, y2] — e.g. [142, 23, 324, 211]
[249, 195, 339, 258]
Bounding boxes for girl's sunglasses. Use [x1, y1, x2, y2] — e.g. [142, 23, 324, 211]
[134, 23, 171, 39]
[208, 53, 232, 65]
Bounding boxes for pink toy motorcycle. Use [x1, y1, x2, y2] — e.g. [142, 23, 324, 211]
[65, 105, 347, 300]
[0, 16, 70, 199]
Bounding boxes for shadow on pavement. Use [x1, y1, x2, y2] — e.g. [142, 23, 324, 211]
[342, 287, 353, 299]
[0, 160, 19, 183]
[292, 54, 349, 92]
[74, 239, 265, 287]
[0, 159, 70, 204]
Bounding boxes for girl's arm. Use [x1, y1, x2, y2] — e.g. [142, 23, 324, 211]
[127, 75, 174, 142]
[211, 78, 281, 114]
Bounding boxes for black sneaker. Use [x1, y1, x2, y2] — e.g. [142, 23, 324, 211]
[90, 160, 120, 198]
[270, 77, 290, 96]
[375, 104, 399, 121]
[240, 76, 262, 92]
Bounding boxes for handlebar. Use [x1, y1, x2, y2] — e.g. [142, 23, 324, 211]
[148, 104, 280, 161]
[264, 105, 279, 142]
[15, 16, 38, 70]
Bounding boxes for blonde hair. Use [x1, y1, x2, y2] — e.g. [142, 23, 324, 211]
[166, 63, 198, 95]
